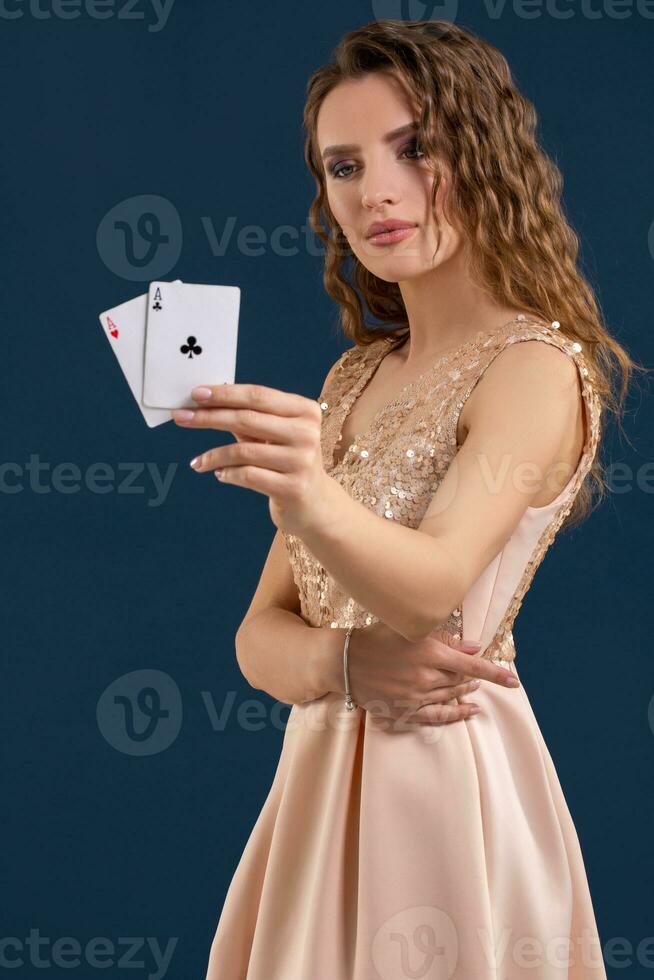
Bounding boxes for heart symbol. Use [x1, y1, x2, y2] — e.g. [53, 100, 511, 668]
[107, 317, 119, 339]
[110, 327, 119, 338]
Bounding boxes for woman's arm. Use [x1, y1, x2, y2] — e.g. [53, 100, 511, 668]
[234, 527, 346, 704]
[301, 339, 584, 642]
[234, 355, 353, 706]
[235, 528, 521, 716]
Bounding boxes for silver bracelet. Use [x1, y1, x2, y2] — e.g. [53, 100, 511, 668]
[343, 625, 357, 711]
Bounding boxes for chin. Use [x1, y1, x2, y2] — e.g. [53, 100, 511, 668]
[364, 259, 427, 283]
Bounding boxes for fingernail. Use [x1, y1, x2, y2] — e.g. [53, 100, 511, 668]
[505, 675, 520, 687]
[192, 386, 213, 401]
[469, 706, 481, 714]
[190, 457, 201, 469]
[214, 469, 223, 479]
[174, 409, 195, 421]
[461, 641, 481, 651]
[471, 679, 481, 688]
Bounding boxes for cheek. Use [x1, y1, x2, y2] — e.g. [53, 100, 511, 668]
[326, 184, 353, 230]
[416, 170, 440, 222]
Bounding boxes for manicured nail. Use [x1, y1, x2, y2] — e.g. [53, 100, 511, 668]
[174, 409, 195, 421]
[469, 706, 481, 714]
[192, 386, 213, 401]
[190, 457, 201, 469]
[214, 469, 223, 479]
[505, 675, 520, 687]
[461, 641, 481, 651]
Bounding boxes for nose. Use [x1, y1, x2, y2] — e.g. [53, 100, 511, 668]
[362, 188, 396, 209]
[361, 162, 400, 210]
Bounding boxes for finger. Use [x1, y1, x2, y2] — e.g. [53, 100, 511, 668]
[173, 406, 315, 445]
[430, 642, 520, 689]
[404, 700, 480, 726]
[190, 382, 319, 420]
[419, 699, 480, 723]
[189, 441, 296, 474]
[426, 679, 481, 703]
[212, 463, 292, 497]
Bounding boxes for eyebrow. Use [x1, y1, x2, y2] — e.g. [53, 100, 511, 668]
[320, 121, 420, 162]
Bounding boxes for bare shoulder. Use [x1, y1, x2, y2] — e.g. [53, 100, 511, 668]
[461, 336, 581, 435]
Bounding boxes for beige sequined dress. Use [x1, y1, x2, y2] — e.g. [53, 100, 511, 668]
[205, 315, 607, 980]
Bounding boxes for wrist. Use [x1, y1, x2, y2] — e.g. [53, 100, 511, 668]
[310, 626, 347, 699]
[300, 473, 347, 545]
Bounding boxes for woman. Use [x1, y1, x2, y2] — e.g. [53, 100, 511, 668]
[180, 19, 639, 979]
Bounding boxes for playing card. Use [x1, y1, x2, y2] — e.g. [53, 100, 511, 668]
[98, 291, 174, 428]
[142, 281, 240, 410]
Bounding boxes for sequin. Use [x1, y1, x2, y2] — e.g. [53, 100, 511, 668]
[320, 401, 328, 410]
[281, 317, 601, 664]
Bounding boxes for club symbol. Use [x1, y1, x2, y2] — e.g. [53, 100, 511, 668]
[152, 301, 162, 311]
[180, 336, 202, 359]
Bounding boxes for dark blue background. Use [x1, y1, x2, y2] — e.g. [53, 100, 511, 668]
[1, 1, 652, 977]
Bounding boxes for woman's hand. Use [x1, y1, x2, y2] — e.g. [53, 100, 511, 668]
[344, 621, 520, 727]
[173, 383, 331, 536]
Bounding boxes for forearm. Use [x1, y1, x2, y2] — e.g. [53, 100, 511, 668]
[235, 607, 346, 705]
[300, 476, 458, 642]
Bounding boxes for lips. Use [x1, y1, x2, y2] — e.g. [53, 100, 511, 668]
[365, 219, 418, 239]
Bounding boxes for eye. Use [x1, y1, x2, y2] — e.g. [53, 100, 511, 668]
[330, 161, 356, 180]
[401, 138, 424, 160]
[329, 138, 425, 180]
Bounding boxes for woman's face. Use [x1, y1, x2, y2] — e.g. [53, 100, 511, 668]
[316, 70, 463, 283]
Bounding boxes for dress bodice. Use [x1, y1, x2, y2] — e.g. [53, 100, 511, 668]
[281, 315, 601, 664]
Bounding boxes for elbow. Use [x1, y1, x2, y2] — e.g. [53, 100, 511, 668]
[403, 616, 440, 644]
[235, 628, 260, 690]
[404, 594, 463, 644]
[394, 607, 443, 644]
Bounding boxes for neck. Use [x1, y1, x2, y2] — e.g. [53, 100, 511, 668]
[395, 246, 523, 366]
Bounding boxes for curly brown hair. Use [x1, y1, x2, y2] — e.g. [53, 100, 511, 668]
[302, 18, 647, 527]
